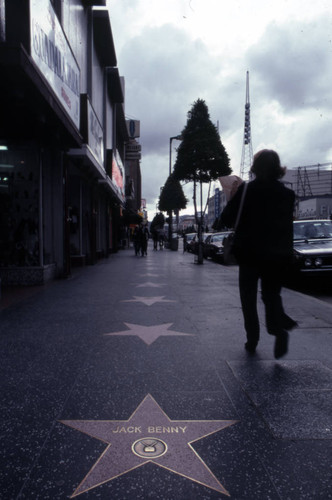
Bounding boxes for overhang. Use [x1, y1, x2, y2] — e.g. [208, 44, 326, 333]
[106, 67, 124, 104]
[67, 145, 125, 206]
[93, 9, 117, 67]
[67, 145, 106, 180]
[0, 44, 82, 147]
[116, 102, 130, 141]
[83, 0, 107, 5]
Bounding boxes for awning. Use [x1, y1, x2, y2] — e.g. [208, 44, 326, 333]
[0, 44, 82, 147]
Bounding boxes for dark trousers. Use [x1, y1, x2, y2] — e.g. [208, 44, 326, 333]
[239, 262, 295, 345]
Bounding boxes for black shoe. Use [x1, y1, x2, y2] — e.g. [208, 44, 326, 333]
[274, 331, 289, 359]
[245, 341, 257, 353]
[284, 319, 298, 331]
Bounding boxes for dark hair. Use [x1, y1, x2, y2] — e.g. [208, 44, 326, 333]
[250, 149, 286, 180]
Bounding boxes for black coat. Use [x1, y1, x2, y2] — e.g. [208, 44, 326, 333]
[220, 179, 295, 265]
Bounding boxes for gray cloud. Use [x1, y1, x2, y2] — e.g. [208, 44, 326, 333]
[113, 10, 332, 216]
[247, 17, 332, 111]
[119, 24, 223, 152]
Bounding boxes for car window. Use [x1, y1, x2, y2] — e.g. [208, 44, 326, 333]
[294, 221, 332, 239]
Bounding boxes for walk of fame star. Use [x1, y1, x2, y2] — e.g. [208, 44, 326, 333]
[138, 273, 161, 277]
[121, 296, 175, 306]
[135, 281, 166, 288]
[104, 323, 193, 345]
[60, 394, 238, 497]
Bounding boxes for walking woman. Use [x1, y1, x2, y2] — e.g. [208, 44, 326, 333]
[220, 149, 297, 358]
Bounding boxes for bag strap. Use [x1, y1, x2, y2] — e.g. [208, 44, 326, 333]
[234, 182, 248, 230]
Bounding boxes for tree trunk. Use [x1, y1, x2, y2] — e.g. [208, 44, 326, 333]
[168, 209, 172, 245]
[197, 180, 204, 264]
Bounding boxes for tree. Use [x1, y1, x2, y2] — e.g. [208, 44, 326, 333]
[173, 99, 231, 262]
[159, 173, 188, 213]
[158, 173, 188, 240]
[150, 212, 165, 232]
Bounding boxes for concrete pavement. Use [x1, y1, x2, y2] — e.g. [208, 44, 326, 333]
[1, 241, 331, 499]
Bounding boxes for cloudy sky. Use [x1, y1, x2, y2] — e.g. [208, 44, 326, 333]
[108, 0, 332, 219]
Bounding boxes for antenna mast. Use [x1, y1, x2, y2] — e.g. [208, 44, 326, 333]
[240, 71, 253, 180]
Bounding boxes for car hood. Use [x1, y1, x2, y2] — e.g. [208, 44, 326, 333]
[294, 239, 332, 256]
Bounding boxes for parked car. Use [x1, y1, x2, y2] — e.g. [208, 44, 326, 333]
[292, 219, 332, 275]
[183, 233, 197, 252]
[190, 233, 207, 254]
[203, 231, 232, 261]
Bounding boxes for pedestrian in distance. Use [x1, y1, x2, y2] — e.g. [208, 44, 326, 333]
[158, 230, 164, 250]
[139, 223, 149, 256]
[133, 225, 141, 256]
[220, 149, 298, 359]
[152, 229, 159, 250]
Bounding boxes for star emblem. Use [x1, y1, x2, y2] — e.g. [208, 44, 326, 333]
[138, 273, 161, 277]
[104, 323, 193, 345]
[135, 282, 166, 288]
[121, 296, 175, 306]
[60, 394, 237, 497]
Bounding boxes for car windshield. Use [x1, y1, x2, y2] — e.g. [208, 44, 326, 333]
[186, 234, 196, 241]
[293, 221, 332, 240]
[212, 234, 227, 242]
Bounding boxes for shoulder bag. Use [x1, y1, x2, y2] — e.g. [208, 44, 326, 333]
[223, 182, 248, 265]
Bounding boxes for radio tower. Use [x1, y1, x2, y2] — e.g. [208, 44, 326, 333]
[240, 71, 253, 180]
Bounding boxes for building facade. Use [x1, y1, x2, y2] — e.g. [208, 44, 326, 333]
[0, 0, 130, 285]
[207, 187, 227, 229]
[283, 166, 332, 219]
[125, 120, 142, 215]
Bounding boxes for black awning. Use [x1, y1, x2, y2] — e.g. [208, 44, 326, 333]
[93, 9, 117, 67]
[0, 44, 82, 148]
[107, 67, 124, 104]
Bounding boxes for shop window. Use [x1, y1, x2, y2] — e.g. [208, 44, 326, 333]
[0, 148, 40, 267]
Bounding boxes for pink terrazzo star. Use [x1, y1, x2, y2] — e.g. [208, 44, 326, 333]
[104, 323, 193, 345]
[138, 273, 161, 277]
[121, 296, 175, 306]
[135, 281, 166, 288]
[60, 394, 238, 497]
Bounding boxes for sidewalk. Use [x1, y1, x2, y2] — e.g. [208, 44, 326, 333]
[1, 242, 331, 499]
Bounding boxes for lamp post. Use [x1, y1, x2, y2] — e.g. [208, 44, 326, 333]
[168, 135, 183, 244]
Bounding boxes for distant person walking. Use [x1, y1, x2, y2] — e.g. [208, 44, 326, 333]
[220, 149, 297, 358]
[133, 226, 141, 256]
[152, 229, 159, 250]
[139, 224, 149, 256]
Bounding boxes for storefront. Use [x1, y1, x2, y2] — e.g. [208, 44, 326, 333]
[0, 0, 127, 286]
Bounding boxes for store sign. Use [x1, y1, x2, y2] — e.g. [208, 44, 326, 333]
[30, 0, 80, 129]
[87, 100, 104, 168]
[111, 150, 125, 202]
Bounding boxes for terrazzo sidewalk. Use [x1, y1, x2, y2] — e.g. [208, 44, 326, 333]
[1, 241, 331, 499]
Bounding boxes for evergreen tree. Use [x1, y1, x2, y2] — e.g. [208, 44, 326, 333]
[158, 174, 188, 213]
[173, 98, 231, 262]
[150, 212, 165, 231]
[173, 99, 231, 183]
